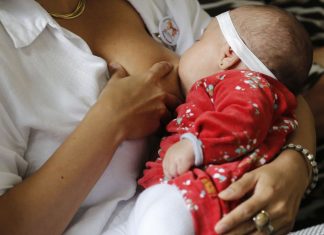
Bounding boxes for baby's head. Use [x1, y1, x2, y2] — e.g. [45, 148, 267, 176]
[179, 5, 313, 95]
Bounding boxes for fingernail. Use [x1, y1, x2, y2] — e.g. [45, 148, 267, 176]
[162, 61, 172, 69]
[215, 222, 228, 234]
[218, 187, 234, 198]
[108, 62, 120, 70]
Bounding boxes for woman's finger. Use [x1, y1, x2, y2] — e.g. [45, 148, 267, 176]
[216, 175, 279, 235]
[218, 172, 256, 201]
[265, 218, 293, 235]
[249, 218, 292, 235]
[247, 209, 280, 235]
[216, 152, 307, 235]
[163, 93, 182, 112]
[225, 210, 277, 235]
[266, 202, 297, 235]
[160, 106, 172, 125]
[215, 193, 268, 234]
[221, 220, 256, 235]
[108, 62, 128, 78]
[224, 201, 296, 235]
[275, 227, 294, 235]
[227, 208, 277, 235]
[146, 61, 173, 81]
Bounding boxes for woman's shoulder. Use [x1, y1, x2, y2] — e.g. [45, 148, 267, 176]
[0, 0, 53, 49]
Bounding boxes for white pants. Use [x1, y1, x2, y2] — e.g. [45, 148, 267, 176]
[103, 184, 194, 235]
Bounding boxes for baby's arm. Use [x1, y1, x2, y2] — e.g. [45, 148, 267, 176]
[164, 74, 296, 173]
[193, 76, 297, 165]
[162, 74, 276, 178]
[162, 72, 298, 178]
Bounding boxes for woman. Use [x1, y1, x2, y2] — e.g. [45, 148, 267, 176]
[199, 1, 324, 232]
[0, 0, 316, 234]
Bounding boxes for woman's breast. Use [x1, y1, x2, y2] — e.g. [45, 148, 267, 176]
[59, 0, 182, 99]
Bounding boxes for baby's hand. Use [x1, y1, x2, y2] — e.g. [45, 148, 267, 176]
[162, 139, 195, 179]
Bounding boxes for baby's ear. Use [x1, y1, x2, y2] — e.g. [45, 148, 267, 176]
[219, 45, 240, 69]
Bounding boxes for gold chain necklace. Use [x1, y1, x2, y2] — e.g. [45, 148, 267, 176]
[50, 0, 86, 19]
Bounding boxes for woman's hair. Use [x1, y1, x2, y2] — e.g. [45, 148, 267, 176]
[231, 5, 313, 94]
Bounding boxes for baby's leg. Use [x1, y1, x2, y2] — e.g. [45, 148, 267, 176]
[127, 184, 194, 235]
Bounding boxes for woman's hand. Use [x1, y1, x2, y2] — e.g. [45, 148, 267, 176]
[97, 61, 181, 140]
[214, 150, 308, 235]
[215, 96, 315, 235]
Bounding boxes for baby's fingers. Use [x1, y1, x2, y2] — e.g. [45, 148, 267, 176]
[162, 159, 177, 179]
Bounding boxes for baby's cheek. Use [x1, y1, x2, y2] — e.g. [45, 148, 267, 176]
[178, 67, 192, 94]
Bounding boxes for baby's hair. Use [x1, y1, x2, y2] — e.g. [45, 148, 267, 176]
[230, 5, 313, 94]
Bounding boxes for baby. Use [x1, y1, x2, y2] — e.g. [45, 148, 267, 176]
[138, 5, 312, 235]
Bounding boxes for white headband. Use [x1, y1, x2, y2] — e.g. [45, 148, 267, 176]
[216, 11, 277, 79]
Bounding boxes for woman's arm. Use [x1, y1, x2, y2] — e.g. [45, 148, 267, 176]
[304, 46, 324, 140]
[0, 62, 176, 235]
[214, 95, 315, 235]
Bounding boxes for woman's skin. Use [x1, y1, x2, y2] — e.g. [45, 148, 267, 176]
[0, 0, 315, 234]
[54, 0, 182, 99]
[216, 96, 316, 235]
[304, 46, 324, 140]
[0, 1, 180, 235]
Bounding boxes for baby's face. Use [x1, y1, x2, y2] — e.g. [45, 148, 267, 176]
[179, 19, 225, 94]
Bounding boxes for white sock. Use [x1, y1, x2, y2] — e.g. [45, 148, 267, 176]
[127, 184, 194, 235]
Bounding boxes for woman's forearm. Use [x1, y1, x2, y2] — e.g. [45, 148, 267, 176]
[278, 95, 316, 188]
[0, 61, 176, 235]
[0, 104, 125, 235]
[289, 95, 316, 152]
[215, 96, 317, 234]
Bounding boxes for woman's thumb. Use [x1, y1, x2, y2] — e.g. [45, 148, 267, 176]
[108, 62, 127, 79]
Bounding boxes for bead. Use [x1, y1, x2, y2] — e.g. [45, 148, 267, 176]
[282, 143, 318, 197]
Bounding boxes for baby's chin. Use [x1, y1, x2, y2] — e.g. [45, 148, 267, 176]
[179, 75, 197, 96]
[178, 63, 202, 92]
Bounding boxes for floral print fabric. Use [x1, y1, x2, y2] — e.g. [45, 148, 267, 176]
[138, 70, 297, 234]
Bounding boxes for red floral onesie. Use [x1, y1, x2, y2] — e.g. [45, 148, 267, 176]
[138, 70, 297, 235]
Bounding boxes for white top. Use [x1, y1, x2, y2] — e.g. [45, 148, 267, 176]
[0, 0, 210, 234]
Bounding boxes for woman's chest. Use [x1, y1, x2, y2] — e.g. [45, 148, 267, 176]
[58, 0, 179, 75]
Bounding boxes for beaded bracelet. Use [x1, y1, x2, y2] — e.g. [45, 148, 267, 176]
[282, 143, 319, 197]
